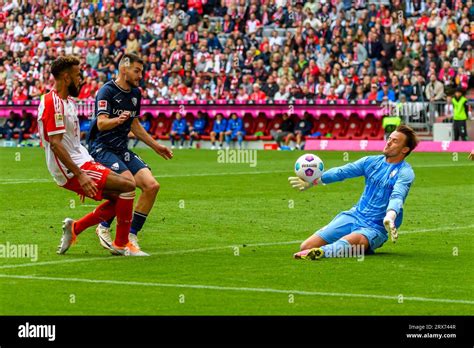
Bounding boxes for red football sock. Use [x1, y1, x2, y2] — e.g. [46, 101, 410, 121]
[74, 200, 116, 235]
[114, 192, 135, 247]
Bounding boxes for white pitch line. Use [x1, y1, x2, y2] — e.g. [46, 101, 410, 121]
[0, 273, 472, 305]
[399, 225, 474, 234]
[0, 224, 471, 271]
[2, 162, 473, 185]
[0, 171, 288, 185]
[0, 240, 301, 270]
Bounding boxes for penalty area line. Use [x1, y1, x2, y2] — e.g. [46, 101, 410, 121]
[0, 273, 472, 305]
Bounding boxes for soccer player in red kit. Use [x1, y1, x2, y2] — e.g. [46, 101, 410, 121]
[37, 55, 148, 256]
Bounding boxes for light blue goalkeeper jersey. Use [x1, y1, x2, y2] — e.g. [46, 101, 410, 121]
[321, 155, 415, 230]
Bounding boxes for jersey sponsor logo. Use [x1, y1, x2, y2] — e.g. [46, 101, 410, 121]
[98, 100, 108, 111]
[132, 97, 137, 106]
[54, 113, 64, 127]
[112, 109, 138, 117]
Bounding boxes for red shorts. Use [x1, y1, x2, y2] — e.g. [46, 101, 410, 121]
[62, 161, 111, 201]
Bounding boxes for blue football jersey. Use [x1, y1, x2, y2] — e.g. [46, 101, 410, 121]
[321, 155, 415, 229]
[88, 80, 141, 152]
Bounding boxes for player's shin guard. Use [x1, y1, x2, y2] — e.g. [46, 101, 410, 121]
[114, 191, 135, 247]
[74, 200, 117, 235]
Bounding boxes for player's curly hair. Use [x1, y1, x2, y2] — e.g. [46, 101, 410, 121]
[50, 55, 80, 78]
[396, 125, 419, 157]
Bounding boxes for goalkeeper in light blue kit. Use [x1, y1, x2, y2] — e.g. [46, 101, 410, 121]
[290, 125, 419, 260]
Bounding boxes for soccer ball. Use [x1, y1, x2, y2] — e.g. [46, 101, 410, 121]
[294, 153, 324, 184]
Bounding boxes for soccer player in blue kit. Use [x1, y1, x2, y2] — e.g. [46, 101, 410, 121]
[88, 53, 173, 253]
[289, 125, 419, 260]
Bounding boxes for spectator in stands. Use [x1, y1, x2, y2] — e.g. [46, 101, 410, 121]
[262, 76, 279, 99]
[271, 113, 294, 149]
[367, 84, 379, 101]
[249, 83, 266, 101]
[169, 112, 188, 149]
[285, 113, 313, 150]
[377, 83, 396, 102]
[425, 74, 445, 103]
[1, 112, 17, 140]
[225, 112, 245, 149]
[16, 111, 32, 144]
[189, 111, 207, 148]
[210, 113, 227, 150]
[411, 75, 426, 102]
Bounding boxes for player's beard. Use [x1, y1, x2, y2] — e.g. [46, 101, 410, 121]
[68, 81, 81, 98]
[126, 74, 140, 88]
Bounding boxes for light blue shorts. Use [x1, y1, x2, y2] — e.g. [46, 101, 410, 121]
[315, 210, 388, 253]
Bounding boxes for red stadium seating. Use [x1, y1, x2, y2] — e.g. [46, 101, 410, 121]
[331, 114, 348, 139]
[254, 113, 269, 140]
[243, 113, 257, 140]
[153, 113, 171, 140]
[262, 114, 283, 140]
[365, 114, 384, 140]
[338, 114, 364, 140]
[314, 114, 333, 138]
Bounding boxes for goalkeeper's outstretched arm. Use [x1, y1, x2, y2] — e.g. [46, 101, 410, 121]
[289, 156, 369, 191]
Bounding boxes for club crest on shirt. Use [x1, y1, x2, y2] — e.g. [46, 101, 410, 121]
[54, 113, 64, 127]
[132, 97, 137, 107]
[98, 100, 107, 110]
[390, 169, 398, 178]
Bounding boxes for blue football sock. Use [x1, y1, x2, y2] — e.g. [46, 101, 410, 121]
[320, 239, 352, 258]
[130, 211, 148, 236]
[100, 217, 114, 229]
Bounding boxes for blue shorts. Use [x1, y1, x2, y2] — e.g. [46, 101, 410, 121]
[91, 148, 150, 175]
[315, 210, 388, 253]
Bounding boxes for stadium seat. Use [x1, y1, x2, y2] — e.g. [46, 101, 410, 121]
[314, 114, 333, 138]
[254, 113, 268, 140]
[153, 113, 171, 140]
[149, 116, 158, 136]
[365, 114, 384, 140]
[262, 114, 283, 140]
[243, 113, 257, 140]
[331, 114, 348, 139]
[338, 114, 364, 140]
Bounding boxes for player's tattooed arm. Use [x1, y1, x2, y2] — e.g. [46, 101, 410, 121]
[97, 111, 130, 131]
[49, 134, 98, 197]
[130, 118, 173, 160]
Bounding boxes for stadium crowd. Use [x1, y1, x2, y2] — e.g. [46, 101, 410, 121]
[0, 0, 473, 105]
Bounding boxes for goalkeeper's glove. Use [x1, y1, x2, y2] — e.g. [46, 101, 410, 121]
[383, 210, 398, 243]
[288, 176, 323, 191]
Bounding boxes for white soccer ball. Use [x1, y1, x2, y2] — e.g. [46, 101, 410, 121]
[294, 153, 324, 184]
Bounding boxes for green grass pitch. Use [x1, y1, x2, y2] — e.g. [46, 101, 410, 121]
[0, 147, 473, 315]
